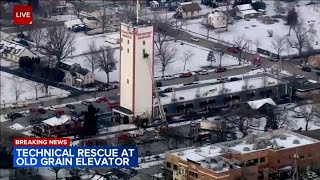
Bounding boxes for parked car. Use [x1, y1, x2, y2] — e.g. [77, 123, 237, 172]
[96, 97, 109, 103]
[215, 67, 227, 73]
[163, 75, 174, 80]
[53, 110, 64, 116]
[180, 72, 192, 78]
[295, 75, 305, 79]
[292, 113, 305, 118]
[301, 66, 312, 72]
[48, 106, 58, 111]
[164, 87, 173, 93]
[227, 47, 239, 54]
[81, 100, 92, 106]
[198, 70, 209, 75]
[229, 77, 241, 82]
[156, 81, 162, 87]
[38, 108, 46, 114]
[65, 104, 75, 109]
[306, 172, 318, 178]
[190, 37, 199, 42]
[10, 103, 27, 109]
[108, 100, 119, 109]
[7, 112, 24, 120]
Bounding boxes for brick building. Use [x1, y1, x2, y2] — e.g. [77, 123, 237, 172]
[164, 129, 320, 180]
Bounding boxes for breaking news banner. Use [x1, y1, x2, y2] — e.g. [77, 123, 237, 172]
[13, 138, 138, 168]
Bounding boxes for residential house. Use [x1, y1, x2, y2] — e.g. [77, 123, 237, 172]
[90, 10, 120, 31]
[58, 61, 95, 87]
[234, 4, 258, 19]
[0, 39, 37, 62]
[206, 10, 227, 29]
[176, 2, 203, 19]
[82, 17, 100, 30]
[150, 0, 182, 11]
[39, 0, 67, 15]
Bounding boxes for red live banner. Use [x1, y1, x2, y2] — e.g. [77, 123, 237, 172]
[13, 138, 70, 146]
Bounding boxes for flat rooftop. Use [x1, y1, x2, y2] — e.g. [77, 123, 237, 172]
[221, 130, 317, 154]
[157, 76, 280, 105]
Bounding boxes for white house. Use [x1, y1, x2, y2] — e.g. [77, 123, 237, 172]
[82, 17, 100, 30]
[234, 4, 258, 18]
[176, 2, 202, 19]
[59, 61, 95, 87]
[0, 39, 37, 62]
[64, 19, 83, 29]
[207, 11, 227, 29]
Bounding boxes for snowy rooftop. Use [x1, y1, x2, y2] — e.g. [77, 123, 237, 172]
[225, 130, 317, 154]
[240, 9, 258, 15]
[64, 19, 83, 28]
[42, 115, 71, 127]
[236, 4, 254, 11]
[0, 39, 26, 55]
[157, 76, 280, 105]
[171, 145, 241, 173]
[247, 98, 276, 109]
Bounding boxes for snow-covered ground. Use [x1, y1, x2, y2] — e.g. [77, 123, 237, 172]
[0, 72, 70, 105]
[67, 32, 243, 83]
[181, 2, 320, 55]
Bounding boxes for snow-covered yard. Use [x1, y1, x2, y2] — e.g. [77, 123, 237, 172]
[181, 2, 320, 55]
[67, 32, 243, 83]
[0, 72, 70, 105]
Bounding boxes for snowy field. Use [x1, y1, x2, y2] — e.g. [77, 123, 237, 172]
[67, 32, 242, 83]
[181, 2, 320, 55]
[0, 72, 70, 105]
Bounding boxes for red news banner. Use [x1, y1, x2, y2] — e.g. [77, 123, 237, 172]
[13, 138, 70, 146]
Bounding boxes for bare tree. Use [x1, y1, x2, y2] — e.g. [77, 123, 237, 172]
[254, 39, 261, 50]
[43, 26, 75, 63]
[118, 1, 146, 23]
[30, 28, 45, 50]
[28, 82, 43, 100]
[267, 30, 274, 37]
[286, 7, 298, 36]
[153, 16, 176, 54]
[50, 167, 61, 180]
[98, 8, 108, 33]
[97, 46, 117, 84]
[287, 21, 316, 57]
[274, 0, 284, 15]
[272, 35, 286, 58]
[299, 105, 319, 131]
[233, 34, 249, 65]
[156, 42, 176, 77]
[218, 0, 233, 31]
[39, 1, 54, 18]
[181, 51, 193, 71]
[11, 79, 25, 103]
[72, 0, 86, 18]
[160, 128, 185, 149]
[85, 42, 99, 73]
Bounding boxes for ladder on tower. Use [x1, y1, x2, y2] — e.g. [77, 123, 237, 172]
[144, 56, 167, 124]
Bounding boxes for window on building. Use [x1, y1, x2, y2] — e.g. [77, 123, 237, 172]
[127, 48, 129, 53]
[173, 164, 178, 170]
[300, 154, 305, 159]
[143, 49, 146, 54]
[127, 40, 130, 44]
[201, 175, 205, 180]
[308, 153, 312, 158]
[143, 40, 145, 45]
[253, 159, 259, 164]
[166, 162, 171, 168]
[121, 38, 123, 42]
[260, 157, 265, 163]
[127, 79, 129, 84]
[195, 173, 198, 178]
[121, 46, 123, 51]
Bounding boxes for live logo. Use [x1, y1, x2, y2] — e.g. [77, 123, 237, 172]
[13, 5, 33, 25]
